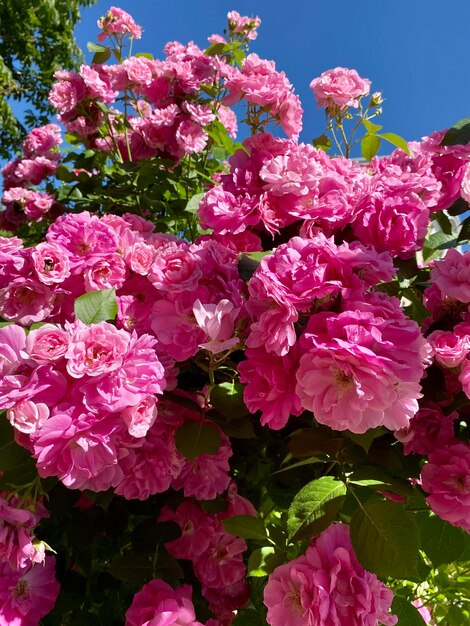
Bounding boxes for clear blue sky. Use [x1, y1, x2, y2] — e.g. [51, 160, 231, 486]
[74, 0, 470, 149]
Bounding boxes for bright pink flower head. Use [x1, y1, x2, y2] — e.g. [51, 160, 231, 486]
[31, 242, 71, 285]
[239, 345, 303, 430]
[427, 329, 469, 368]
[97, 6, 142, 42]
[0, 558, 60, 626]
[65, 321, 130, 378]
[0, 278, 54, 326]
[264, 523, 397, 626]
[125, 579, 203, 626]
[149, 241, 202, 292]
[432, 248, 470, 303]
[0, 492, 46, 570]
[22, 124, 62, 158]
[310, 67, 371, 110]
[296, 294, 430, 433]
[421, 442, 470, 533]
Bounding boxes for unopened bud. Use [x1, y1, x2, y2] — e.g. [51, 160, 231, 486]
[370, 91, 383, 107]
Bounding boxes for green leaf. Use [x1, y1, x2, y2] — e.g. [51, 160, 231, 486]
[391, 597, 426, 626]
[184, 192, 205, 214]
[416, 514, 466, 567]
[313, 133, 332, 151]
[135, 52, 154, 60]
[348, 466, 414, 497]
[289, 426, 348, 458]
[350, 498, 420, 579]
[247, 547, 285, 576]
[434, 210, 454, 235]
[222, 515, 267, 541]
[87, 42, 108, 53]
[175, 421, 221, 460]
[344, 427, 386, 452]
[361, 134, 381, 161]
[74, 289, 118, 325]
[287, 476, 347, 541]
[362, 119, 383, 134]
[211, 382, 249, 419]
[378, 132, 411, 155]
[441, 116, 470, 147]
[92, 48, 111, 65]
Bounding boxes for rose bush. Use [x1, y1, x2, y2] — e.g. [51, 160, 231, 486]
[1, 6, 470, 626]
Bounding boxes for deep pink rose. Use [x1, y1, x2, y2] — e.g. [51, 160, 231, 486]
[264, 524, 397, 626]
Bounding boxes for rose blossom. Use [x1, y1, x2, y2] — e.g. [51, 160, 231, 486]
[264, 523, 397, 626]
[427, 329, 469, 368]
[26, 324, 69, 362]
[7, 400, 50, 434]
[125, 579, 203, 626]
[0, 558, 60, 626]
[31, 242, 71, 284]
[421, 442, 470, 533]
[310, 67, 371, 110]
[65, 321, 130, 378]
[431, 248, 470, 302]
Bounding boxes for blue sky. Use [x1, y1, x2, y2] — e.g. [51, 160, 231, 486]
[74, 0, 470, 149]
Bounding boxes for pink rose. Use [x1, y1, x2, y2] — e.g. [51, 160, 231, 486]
[32, 242, 71, 284]
[125, 580, 203, 626]
[26, 324, 69, 362]
[7, 400, 49, 434]
[264, 524, 397, 626]
[421, 442, 470, 533]
[310, 67, 371, 110]
[65, 321, 130, 378]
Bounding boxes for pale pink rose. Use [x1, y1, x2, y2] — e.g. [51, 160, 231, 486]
[310, 67, 371, 110]
[427, 330, 469, 368]
[0, 558, 60, 626]
[97, 6, 142, 42]
[125, 580, 203, 626]
[227, 10, 261, 40]
[7, 400, 49, 434]
[79, 64, 118, 102]
[0, 277, 54, 325]
[421, 442, 470, 533]
[239, 345, 303, 429]
[193, 299, 240, 354]
[121, 395, 157, 438]
[124, 241, 155, 275]
[264, 524, 397, 626]
[26, 324, 69, 362]
[48, 69, 86, 119]
[432, 248, 470, 302]
[65, 321, 130, 378]
[31, 242, 71, 284]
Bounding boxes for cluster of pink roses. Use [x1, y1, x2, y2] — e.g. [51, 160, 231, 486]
[0, 493, 59, 625]
[1, 124, 62, 229]
[2, 5, 470, 626]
